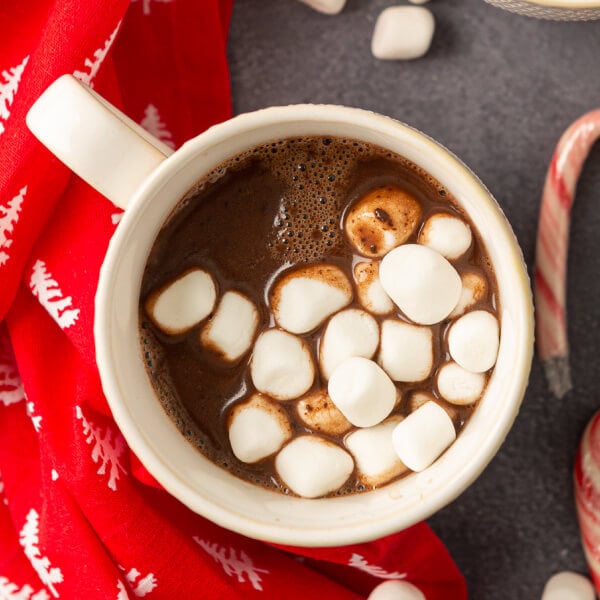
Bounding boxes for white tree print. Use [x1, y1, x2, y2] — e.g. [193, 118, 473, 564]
[140, 104, 175, 149]
[0, 473, 6, 506]
[193, 538, 269, 592]
[18, 509, 63, 598]
[347, 553, 407, 580]
[0, 577, 50, 600]
[111, 212, 123, 226]
[29, 260, 80, 330]
[73, 22, 120, 87]
[117, 567, 157, 598]
[131, 0, 173, 16]
[0, 331, 25, 407]
[0, 185, 26, 266]
[0, 55, 29, 136]
[26, 401, 42, 433]
[75, 405, 127, 491]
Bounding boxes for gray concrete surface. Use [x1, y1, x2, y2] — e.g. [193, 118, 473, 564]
[227, 2, 600, 598]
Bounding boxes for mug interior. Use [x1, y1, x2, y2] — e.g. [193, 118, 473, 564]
[95, 105, 533, 547]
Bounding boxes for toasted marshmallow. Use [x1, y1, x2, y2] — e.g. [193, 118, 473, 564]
[319, 309, 379, 380]
[541, 572, 595, 600]
[418, 213, 472, 260]
[437, 361, 486, 405]
[368, 581, 426, 600]
[296, 389, 352, 436]
[449, 271, 488, 318]
[270, 264, 352, 334]
[298, 0, 346, 14]
[379, 244, 461, 325]
[275, 435, 354, 498]
[407, 391, 458, 425]
[328, 357, 396, 427]
[145, 268, 216, 335]
[353, 261, 394, 315]
[371, 7, 435, 61]
[228, 394, 292, 464]
[344, 186, 421, 258]
[250, 329, 314, 400]
[345, 416, 408, 487]
[378, 319, 433, 382]
[200, 291, 259, 362]
[448, 310, 499, 373]
[392, 401, 456, 472]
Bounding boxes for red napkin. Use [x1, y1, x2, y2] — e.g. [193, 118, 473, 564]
[0, 1, 467, 598]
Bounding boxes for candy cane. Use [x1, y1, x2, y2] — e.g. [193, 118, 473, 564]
[534, 109, 600, 398]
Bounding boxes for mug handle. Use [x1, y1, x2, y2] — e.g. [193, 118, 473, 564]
[26, 74, 174, 210]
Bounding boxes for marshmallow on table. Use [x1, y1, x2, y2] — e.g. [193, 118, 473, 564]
[250, 329, 314, 401]
[270, 264, 352, 334]
[275, 435, 354, 498]
[228, 393, 292, 464]
[392, 401, 456, 472]
[379, 244, 461, 325]
[378, 319, 433, 382]
[353, 261, 394, 315]
[345, 416, 408, 487]
[200, 291, 259, 362]
[449, 271, 488, 318]
[448, 310, 500, 373]
[319, 308, 379, 380]
[541, 572, 595, 600]
[437, 361, 486, 405]
[344, 186, 422, 258]
[368, 581, 426, 600]
[145, 268, 216, 335]
[371, 7, 435, 61]
[296, 389, 352, 436]
[298, 0, 346, 14]
[328, 357, 396, 427]
[418, 212, 472, 260]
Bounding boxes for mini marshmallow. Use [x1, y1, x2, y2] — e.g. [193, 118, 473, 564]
[298, 0, 346, 14]
[378, 319, 433, 382]
[296, 389, 352, 436]
[319, 309, 379, 380]
[353, 261, 394, 315]
[437, 361, 486, 405]
[368, 581, 426, 600]
[448, 310, 500, 373]
[250, 329, 314, 400]
[275, 435, 354, 498]
[379, 244, 461, 325]
[228, 393, 292, 464]
[449, 271, 488, 318]
[392, 401, 456, 472]
[541, 571, 595, 600]
[200, 291, 259, 362]
[344, 186, 422, 258]
[328, 357, 396, 427]
[145, 268, 216, 335]
[418, 212, 472, 260]
[345, 416, 408, 487]
[408, 391, 458, 424]
[270, 264, 352, 334]
[371, 7, 435, 61]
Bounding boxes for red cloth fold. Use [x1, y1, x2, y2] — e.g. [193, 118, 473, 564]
[0, 1, 467, 598]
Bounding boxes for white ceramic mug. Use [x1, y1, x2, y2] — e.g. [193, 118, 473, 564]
[26, 74, 534, 547]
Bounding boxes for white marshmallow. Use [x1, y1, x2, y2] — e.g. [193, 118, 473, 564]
[319, 309, 379, 380]
[379, 244, 461, 325]
[345, 416, 408, 487]
[200, 291, 259, 362]
[344, 186, 422, 258]
[298, 0, 346, 14]
[418, 213, 472, 260]
[408, 391, 458, 424]
[392, 401, 456, 472]
[270, 264, 352, 334]
[228, 394, 292, 464]
[449, 271, 488, 318]
[437, 361, 486, 405]
[448, 310, 500, 373]
[378, 319, 433, 382]
[328, 357, 396, 427]
[146, 268, 216, 335]
[296, 389, 352, 436]
[250, 329, 314, 401]
[541, 572, 595, 600]
[371, 7, 435, 61]
[368, 581, 426, 600]
[353, 261, 394, 315]
[275, 435, 354, 498]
